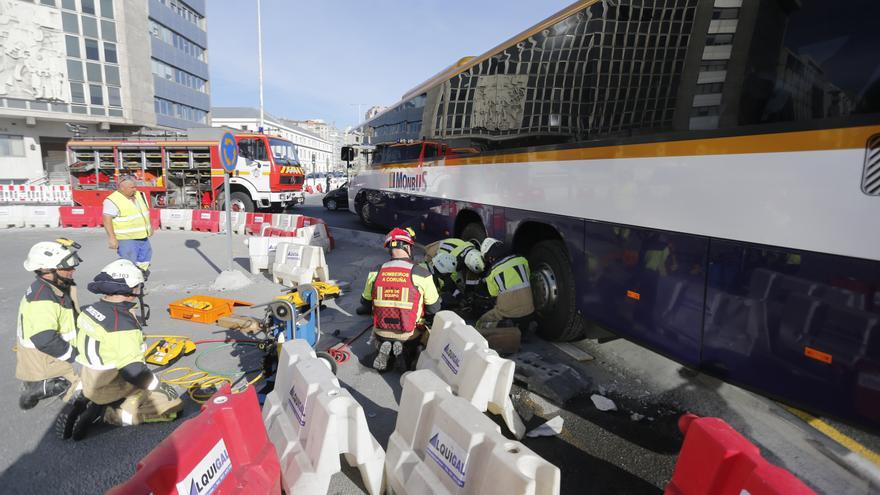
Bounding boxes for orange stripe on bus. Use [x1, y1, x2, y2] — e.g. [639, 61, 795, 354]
[804, 346, 833, 364]
[379, 125, 880, 170]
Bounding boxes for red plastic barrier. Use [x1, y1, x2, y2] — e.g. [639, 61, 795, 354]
[192, 209, 220, 232]
[59, 205, 101, 227]
[107, 384, 281, 495]
[665, 414, 815, 495]
[148, 209, 161, 231]
[244, 212, 272, 235]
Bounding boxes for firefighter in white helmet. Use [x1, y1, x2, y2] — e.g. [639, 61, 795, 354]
[476, 238, 535, 329]
[16, 239, 82, 410]
[56, 259, 181, 441]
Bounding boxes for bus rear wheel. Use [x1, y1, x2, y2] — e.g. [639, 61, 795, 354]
[529, 239, 584, 342]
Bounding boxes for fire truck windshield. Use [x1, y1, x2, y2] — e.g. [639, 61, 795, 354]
[269, 138, 300, 166]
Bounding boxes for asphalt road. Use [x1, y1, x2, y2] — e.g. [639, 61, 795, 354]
[290, 191, 383, 234]
[0, 208, 877, 494]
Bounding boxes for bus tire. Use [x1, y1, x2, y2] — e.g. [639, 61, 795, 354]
[529, 239, 584, 342]
[460, 222, 486, 244]
[357, 200, 374, 227]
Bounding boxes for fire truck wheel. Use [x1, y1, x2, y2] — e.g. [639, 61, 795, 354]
[220, 191, 254, 212]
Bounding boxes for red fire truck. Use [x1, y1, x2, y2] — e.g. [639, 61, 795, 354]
[67, 132, 305, 212]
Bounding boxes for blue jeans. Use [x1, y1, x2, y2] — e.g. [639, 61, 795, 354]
[117, 238, 152, 271]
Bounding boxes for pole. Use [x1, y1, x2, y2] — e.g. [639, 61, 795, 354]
[257, 0, 265, 132]
[224, 172, 233, 271]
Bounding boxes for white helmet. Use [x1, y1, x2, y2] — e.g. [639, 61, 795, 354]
[432, 251, 458, 275]
[463, 248, 485, 273]
[88, 259, 145, 295]
[480, 237, 501, 256]
[23, 240, 82, 272]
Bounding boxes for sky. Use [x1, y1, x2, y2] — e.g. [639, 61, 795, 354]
[206, 0, 573, 130]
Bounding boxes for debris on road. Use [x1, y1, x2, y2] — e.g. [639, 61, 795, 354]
[591, 394, 618, 412]
[512, 352, 591, 404]
[527, 416, 564, 438]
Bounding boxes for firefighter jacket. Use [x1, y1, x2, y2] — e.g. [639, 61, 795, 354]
[435, 238, 473, 259]
[16, 277, 78, 362]
[106, 190, 152, 240]
[75, 300, 156, 390]
[362, 258, 441, 332]
[485, 255, 531, 297]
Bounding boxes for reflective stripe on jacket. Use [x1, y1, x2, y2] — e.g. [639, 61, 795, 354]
[485, 255, 531, 297]
[75, 301, 145, 371]
[17, 278, 77, 348]
[107, 190, 152, 240]
[363, 258, 440, 332]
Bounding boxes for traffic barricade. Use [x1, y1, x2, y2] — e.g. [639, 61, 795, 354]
[0, 185, 12, 203]
[415, 310, 525, 438]
[13, 185, 28, 203]
[24, 185, 42, 203]
[246, 236, 285, 274]
[22, 205, 60, 227]
[148, 209, 161, 231]
[0, 205, 24, 228]
[264, 213, 302, 236]
[219, 211, 247, 234]
[295, 222, 333, 252]
[107, 384, 281, 495]
[160, 208, 193, 230]
[272, 243, 329, 287]
[53, 185, 73, 204]
[386, 369, 560, 495]
[192, 209, 221, 232]
[245, 212, 273, 235]
[262, 340, 385, 495]
[59, 205, 101, 227]
[665, 413, 816, 495]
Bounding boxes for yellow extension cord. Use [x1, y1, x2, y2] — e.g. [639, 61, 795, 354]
[145, 334, 263, 403]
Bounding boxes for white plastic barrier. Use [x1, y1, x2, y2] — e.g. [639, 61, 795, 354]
[159, 208, 192, 230]
[218, 211, 247, 234]
[262, 340, 385, 495]
[245, 236, 285, 274]
[386, 370, 560, 495]
[53, 185, 73, 204]
[13, 185, 28, 203]
[269, 213, 301, 233]
[0, 205, 24, 227]
[272, 243, 329, 287]
[22, 205, 60, 227]
[0, 185, 14, 203]
[416, 311, 525, 438]
[295, 223, 332, 252]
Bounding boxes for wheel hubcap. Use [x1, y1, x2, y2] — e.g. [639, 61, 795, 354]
[361, 203, 370, 221]
[531, 263, 558, 312]
[230, 199, 245, 212]
[328, 200, 336, 209]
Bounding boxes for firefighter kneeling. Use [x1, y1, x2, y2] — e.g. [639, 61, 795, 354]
[476, 238, 535, 330]
[56, 259, 182, 441]
[359, 228, 441, 372]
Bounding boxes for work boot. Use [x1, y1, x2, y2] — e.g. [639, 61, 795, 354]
[71, 401, 105, 441]
[55, 392, 88, 440]
[19, 378, 70, 410]
[372, 341, 392, 371]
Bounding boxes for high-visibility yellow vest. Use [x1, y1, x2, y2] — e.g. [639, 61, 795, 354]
[107, 190, 152, 240]
[75, 301, 145, 371]
[17, 278, 77, 348]
[485, 255, 531, 297]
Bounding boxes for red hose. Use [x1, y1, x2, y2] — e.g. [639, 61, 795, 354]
[325, 324, 373, 366]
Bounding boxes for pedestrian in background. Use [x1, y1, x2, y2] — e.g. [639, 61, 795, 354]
[102, 176, 153, 276]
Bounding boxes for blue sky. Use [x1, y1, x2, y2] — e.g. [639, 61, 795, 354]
[207, 0, 572, 129]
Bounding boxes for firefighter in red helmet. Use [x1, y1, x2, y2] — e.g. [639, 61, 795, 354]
[358, 228, 441, 371]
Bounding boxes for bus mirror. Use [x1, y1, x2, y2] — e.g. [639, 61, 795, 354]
[341, 146, 356, 161]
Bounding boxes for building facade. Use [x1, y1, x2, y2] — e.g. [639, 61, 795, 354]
[211, 107, 333, 174]
[282, 118, 344, 170]
[0, 0, 210, 183]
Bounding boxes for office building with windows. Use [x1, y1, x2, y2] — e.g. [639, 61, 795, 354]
[0, 0, 210, 184]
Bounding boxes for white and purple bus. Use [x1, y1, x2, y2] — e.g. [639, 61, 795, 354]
[348, 0, 880, 428]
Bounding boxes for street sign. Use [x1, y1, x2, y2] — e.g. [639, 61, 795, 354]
[219, 132, 238, 173]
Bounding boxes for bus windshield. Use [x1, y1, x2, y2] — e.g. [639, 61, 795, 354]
[269, 138, 300, 166]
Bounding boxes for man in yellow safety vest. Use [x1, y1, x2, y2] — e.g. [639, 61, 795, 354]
[102, 176, 153, 275]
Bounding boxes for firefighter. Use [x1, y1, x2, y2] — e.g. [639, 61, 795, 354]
[423, 236, 476, 264]
[102, 176, 153, 275]
[56, 259, 181, 441]
[427, 246, 486, 308]
[358, 228, 441, 371]
[16, 239, 82, 410]
[475, 238, 535, 329]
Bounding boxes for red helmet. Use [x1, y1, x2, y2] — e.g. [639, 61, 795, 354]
[384, 228, 414, 248]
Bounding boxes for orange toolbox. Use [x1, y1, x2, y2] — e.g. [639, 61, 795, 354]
[168, 296, 253, 324]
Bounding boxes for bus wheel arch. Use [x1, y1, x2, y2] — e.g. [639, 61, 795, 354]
[515, 222, 584, 342]
[455, 209, 486, 243]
